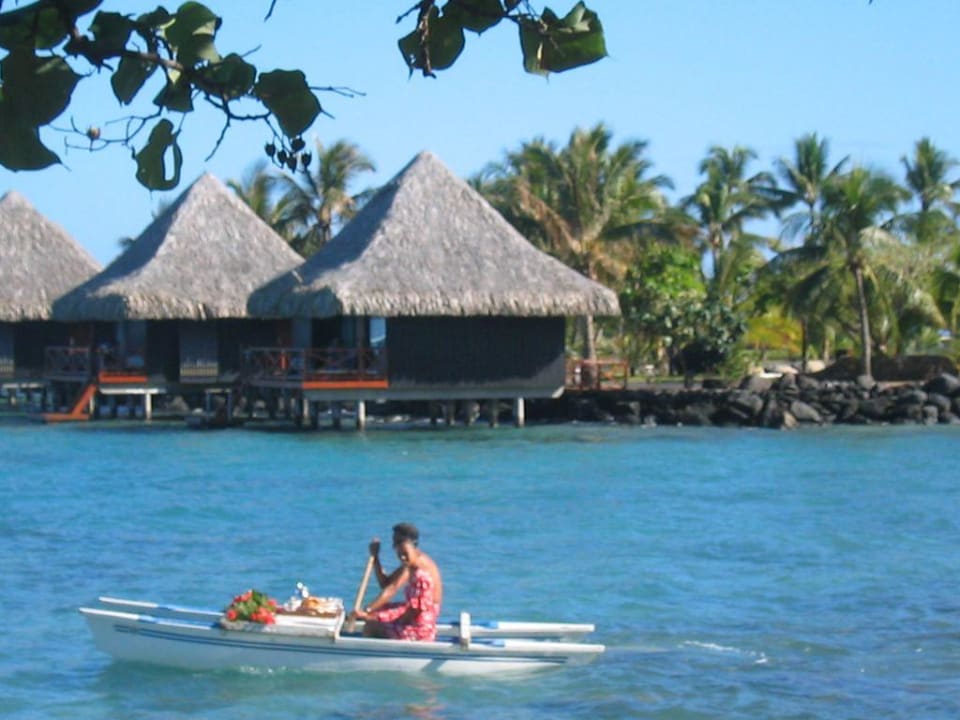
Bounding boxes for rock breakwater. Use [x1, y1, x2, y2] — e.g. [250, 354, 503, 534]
[530, 372, 960, 430]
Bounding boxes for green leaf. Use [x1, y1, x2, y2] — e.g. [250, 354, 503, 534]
[253, 69, 321, 138]
[428, 13, 466, 69]
[444, 0, 504, 33]
[397, 6, 465, 75]
[89, 10, 133, 55]
[162, 1, 221, 66]
[518, 19, 545, 76]
[397, 28, 422, 76]
[0, 99, 59, 170]
[0, 5, 67, 50]
[0, 49, 81, 125]
[519, 1, 606, 75]
[135, 7, 173, 29]
[199, 53, 256, 99]
[0, 0, 102, 50]
[111, 54, 156, 105]
[134, 118, 182, 191]
[153, 75, 194, 112]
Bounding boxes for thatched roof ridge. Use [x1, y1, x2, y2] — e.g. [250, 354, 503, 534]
[249, 151, 621, 318]
[0, 191, 101, 321]
[53, 174, 303, 321]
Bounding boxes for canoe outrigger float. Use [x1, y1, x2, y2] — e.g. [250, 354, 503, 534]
[80, 596, 605, 676]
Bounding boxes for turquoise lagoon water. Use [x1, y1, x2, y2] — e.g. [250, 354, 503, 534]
[1, 420, 958, 719]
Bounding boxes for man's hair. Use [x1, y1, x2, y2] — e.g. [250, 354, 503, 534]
[392, 522, 420, 546]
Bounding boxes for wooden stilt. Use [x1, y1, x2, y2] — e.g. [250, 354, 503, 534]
[144, 392, 152, 421]
[513, 397, 525, 428]
[488, 400, 499, 428]
[332, 402, 342, 430]
[444, 401, 455, 426]
[356, 400, 366, 430]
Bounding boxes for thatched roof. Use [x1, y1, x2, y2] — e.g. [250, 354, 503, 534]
[54, 174, 303, 321]
[248, 151, 621, 318]
[0, 191, 101, 321]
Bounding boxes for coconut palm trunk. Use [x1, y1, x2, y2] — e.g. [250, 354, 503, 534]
[853, 265, 872, 378]
[800, 318, 809, 374]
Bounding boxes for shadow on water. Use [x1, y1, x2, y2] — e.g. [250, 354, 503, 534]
[90, 662, 456, 719]
[86, 659, 618, 720]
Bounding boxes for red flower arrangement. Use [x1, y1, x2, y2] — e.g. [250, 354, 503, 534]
[224, 589, 279, 624]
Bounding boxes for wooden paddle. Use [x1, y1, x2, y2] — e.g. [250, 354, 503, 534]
[345, 554, 375, 633]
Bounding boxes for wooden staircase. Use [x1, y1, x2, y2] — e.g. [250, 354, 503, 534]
[40, 382, 97, 423]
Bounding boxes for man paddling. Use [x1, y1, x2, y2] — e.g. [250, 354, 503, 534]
[350, 522, 443, 641]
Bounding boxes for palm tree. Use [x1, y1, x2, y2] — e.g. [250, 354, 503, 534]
[478, 123, 673, 361]
[773, 133, 848, 369]
[278, 139, 376, 257]
[902, 138, 960, 215]
[931, 242, 960, 333]
[776, 133, 848, 242]
[818, 167, 909, 377]
[900, 138, 960, 249]
[683, 145, 780, 306]
[228, 160, 294, 239]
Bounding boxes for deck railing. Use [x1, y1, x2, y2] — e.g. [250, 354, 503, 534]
[45, 346, 92, 378]
[45, 346, 147, 380]
[565, 358, 629, 391]
[242, 346, 387, 384]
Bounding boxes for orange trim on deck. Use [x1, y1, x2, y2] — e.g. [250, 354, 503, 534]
[299, 379, 390, 390]
[98, 372, 149, 385]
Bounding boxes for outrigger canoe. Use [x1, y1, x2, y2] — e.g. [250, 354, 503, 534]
[80, 596, 605, 676]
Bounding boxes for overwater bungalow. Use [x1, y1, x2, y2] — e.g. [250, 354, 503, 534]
[0, 191, 101, 401]
[49, 174, 302, 420]
[247, 151, 620, 428]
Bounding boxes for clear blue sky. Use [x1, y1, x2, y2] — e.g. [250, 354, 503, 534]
[2, 1, 958, 265]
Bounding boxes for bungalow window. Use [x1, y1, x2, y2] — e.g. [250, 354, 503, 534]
[369, 317, 386, 348]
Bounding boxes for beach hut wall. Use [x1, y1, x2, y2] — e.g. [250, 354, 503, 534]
[53, 174, 303, 322]
[248, 151, 622, 319]
[0, 191, 101, 322]
[385, 316, 566, 392]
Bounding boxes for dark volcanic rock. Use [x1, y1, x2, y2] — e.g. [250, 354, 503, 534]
[789, 400, 823, 424]
[773, 373, 798, 391]
[759, 396, 784, 429]
[925, 393, 952, 415]
[729, 391, 764, 418]
[796, 374, 822, 392]
[836, 399, 860, 422]
[815, 355, 958, 382]
[895, 388, 928, 406]
[858, 397, 892, 421]
[679, 403, 715, 426]
[923, 373, 960, 397]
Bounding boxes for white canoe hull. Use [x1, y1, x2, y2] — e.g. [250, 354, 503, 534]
[80, 607, 604, 676]
[95, 596, 597, 642]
